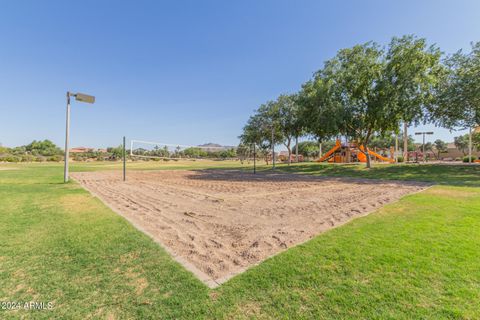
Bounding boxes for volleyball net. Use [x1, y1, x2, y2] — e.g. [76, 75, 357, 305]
[129, 139, 255, 161]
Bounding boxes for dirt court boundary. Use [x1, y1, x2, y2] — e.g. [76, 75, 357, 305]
[74, 182, 221, 288]
[72, 170, 430, 288]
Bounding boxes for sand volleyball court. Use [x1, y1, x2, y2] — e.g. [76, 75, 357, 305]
[72, 169, 427, 287]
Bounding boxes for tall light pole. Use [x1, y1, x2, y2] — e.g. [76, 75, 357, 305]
[395, 135, 399, 162]
[415, 131, 433, 163]
[271, 125, 275, 169]
[403, 122, 409, 162]
[64, 92, 95, 182]
[468, 127, 473, 163]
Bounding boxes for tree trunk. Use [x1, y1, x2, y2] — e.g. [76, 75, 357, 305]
[285, 137, 292, 165]
[403, 122, 408, 162]
[295, 136, 299, 163]
[363, 142, 372, 169]
[319, 141, 323, 158]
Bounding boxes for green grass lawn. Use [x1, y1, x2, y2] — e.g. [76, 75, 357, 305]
[1, 162, 479, 319]
[272, 162, 480, 187]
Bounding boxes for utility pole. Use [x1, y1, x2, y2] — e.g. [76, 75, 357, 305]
[403, 122, 408, 162]
[253, 143, 256, 174]
[64, 91, 95, 183]
[422, 133, 425, 162]
[415, 131, 434, 163]
[271, 125, 275, 169]
[64, 93, 71, 182]
[469, 127, 473, 163]
[395, 135, 399, 162]
[123, 136, 126, 181]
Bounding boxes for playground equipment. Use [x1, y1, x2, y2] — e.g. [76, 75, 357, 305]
[318, 140, 342, 162]
[358, 145, 395, 163]
[317, 139, 395, 163]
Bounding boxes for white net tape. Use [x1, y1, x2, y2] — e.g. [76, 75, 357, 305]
[130, 139, 253, 161]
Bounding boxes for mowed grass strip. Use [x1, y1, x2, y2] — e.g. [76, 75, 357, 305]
[0, 165, 209, 319]
[0, 163, 479, 319]
[273, 162, 480, 187]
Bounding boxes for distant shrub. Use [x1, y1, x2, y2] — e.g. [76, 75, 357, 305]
[73, 154, 85, 161]
[47, 155, 63, 162]
[0, 155, 21, 162]
[463, 156, 477, 163]
[25, 139, 62, 156]
[455, 157, 462, 161]
[396, 156, 404, 163]
[21, 154, 35, 162]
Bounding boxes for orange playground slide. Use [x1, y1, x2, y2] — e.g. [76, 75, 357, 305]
[317, 140, 341, 162]
[358, 145, 394, 163]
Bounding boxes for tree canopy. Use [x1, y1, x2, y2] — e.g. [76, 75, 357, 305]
[433, 42, 480, 129]
[240, 35, 477, 167]
[25, 140, 63, 156]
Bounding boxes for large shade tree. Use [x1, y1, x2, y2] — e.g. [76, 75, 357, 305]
[433, 139, 448, 159]
[240, 102, 284, 165]
[433, 42, 480, 161]
[240, 35, 469, 167]
[324, 42, 399, 168]
[274, 94, 303, 164]
[384, 35, 443, 161]
[434, 42, 480, 128]
[297, 69, 342, 157]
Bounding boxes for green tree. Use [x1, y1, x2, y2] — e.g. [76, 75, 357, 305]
[473, 133, 480, 151]
[240, 113, 270, 164]
[10, 146, 26, 155]
[297, 67, 342, 157]
[433, 139, 448, 159]
[275, 94, 303, 164]
[424, 142, 434, 160]
[292, 140, 337, 159]
[292, 141, 319, 158]
[107, 146, 124, 160]
[325, 42, 399, 168]
[433, 42, 480, 130]
[151, 145, 170, 158]
[25, 140, 62, 156]
[240, 102, 284, 165]
[183, 147, 208, 158]
[433, 42, 480, 161]
[384, 35, 443, 160]
[369, 134, 396, 150]
[218, 148, 236, 159]
[454, 135, 469, 155]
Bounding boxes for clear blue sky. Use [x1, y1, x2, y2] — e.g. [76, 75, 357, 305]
[1, 0, 479, 148]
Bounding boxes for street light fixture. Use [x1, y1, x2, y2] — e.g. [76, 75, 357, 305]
[415, 131, 433, 163]
[64, 91, 95, 183]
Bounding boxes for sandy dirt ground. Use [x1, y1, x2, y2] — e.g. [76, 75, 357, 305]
[72, 170, 428, 286]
